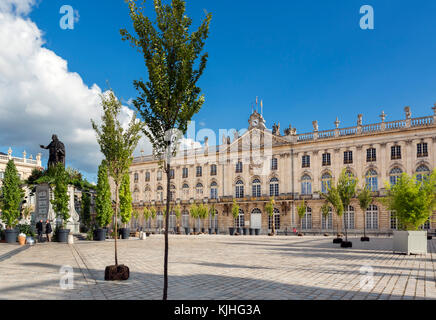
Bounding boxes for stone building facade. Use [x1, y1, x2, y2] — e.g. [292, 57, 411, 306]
[127, 105, 436, 235]
[0, 148, 42, 187]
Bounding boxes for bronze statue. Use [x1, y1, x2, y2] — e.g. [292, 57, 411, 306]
[40, 134, 65, 168]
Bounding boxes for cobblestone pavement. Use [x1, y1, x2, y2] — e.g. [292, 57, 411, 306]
[0, 235, 435, 300]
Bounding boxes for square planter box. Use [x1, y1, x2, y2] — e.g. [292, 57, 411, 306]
[393, 231, 427, 255]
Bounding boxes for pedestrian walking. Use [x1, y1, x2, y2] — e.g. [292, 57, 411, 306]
[36, 219, 43, 242]
[45, 220, 52, 242]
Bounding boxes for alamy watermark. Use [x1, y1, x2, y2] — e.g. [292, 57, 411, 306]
[360, 5, 374, 30]
[59, 265, 74, 289]
[59, 5, 79, 30]
[359, 265, 374, 291]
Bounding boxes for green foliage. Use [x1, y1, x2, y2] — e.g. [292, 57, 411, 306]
[265, 197, 275, 217]
[357, 184, 373, 212]
[383, 170, 436, 230]
[174, 204, 181, 219]
[297, 200, 307, 219]
[321, 202, 330, 218]
[95, 161, 113, 228]
[25, 168, 45, 185]
[209, 203, 216, 217]
[190, 204, 199, 219]
[51, 163, 70, 228]
[198, 204, 208, 220]
[0, 160, 24, 228]
[16, 223, 35, 237]
[143, 207, 151, 221]
[119, 173, 133, 225]
[231, 199, 240, 220]
[81, 192, 91, 228]
[337, 169, 358, 209]
[322, 185, 344, 217]
[150, 206, 157, 219]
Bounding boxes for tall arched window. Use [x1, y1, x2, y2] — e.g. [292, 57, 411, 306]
[321, 173, 332, 193]
[301, 175, 312, 195]
[169, 184, 176, 201]
[301, 206, 312, 230]
[389, 167, 403, 185]
[157, 186, 163, 201]
[322, 206, 333, 229]
[366, 204, 378, 230]
[182, 184, 189, 200]
[156, 211, 164, 230]
[144, 186, 151, 201]
[210, 181, 218, 199]
[182, 210, 190, 229]
[366, 169, 378, 191]
[235, 180, 244, 198]
[343, 205, 355, 229]
[133, 187, 140, 202]
[268, 208, 280, 231]
[269, 177, 279, 196]
[169, 210, 176, 230]
[416, 165, 430, 182]
[145, 171, 150, 182]
[196, 183, 203, 198]
[252, 179, 261, 197]
[134, 172, 139, 183]
[234, 209, 244, 228]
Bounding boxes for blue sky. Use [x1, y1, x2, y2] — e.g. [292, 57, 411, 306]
[2, 0, 436, 179]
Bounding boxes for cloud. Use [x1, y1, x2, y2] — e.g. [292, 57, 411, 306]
[0, 1, 138, 177]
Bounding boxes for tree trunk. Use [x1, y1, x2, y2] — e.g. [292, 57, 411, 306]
[163, 163, 171, 300]
[114, 183, 119, 266]
[272, 214, 275, 235]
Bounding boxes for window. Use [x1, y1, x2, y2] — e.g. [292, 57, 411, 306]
[389, 167, 402, 185]
[301, 207, 312, 230]
[234, 209, 244, 228]
[322, 153, 331, 166]
[417, 143, 428, 158]
[390, 211, 398, 230]
[321, 206, 333, 229]
[133, 188, 140, 202]
[301, 175, 312, 195]
[235, 161, 243, 173]
[157, 186, 163, 201]
[235, 180, 244, 198]
[182, 168, 188, 178]
[196, 166, 202, 177]
[210, 182, 218, 199]
[182, 184, 189, 199]
[169, 211, 176, 229]
[182, 210, 190, 229]
[156, 211, 164, 229]
[269, 177, 279, 196]
[157, 171, 162, 181]
[302, 155, 310, 168]
[268, 208, 280, 231]
[344, 151, 353, 164]
[366, 205, 378, 230]
[365, 169, 378, 191]
[209, 210, 218, 229]
[416, 165, 430, 182]
[145, 171, 150, 182]
[170, 185, 176, 201]
[210, 164, 217, 176]
[367, 148, 376, 162]
[196, 183, 203, 197]
[134, 172, 139, 183]
[271, 158, 278, 170]
[391, 145, 401, 160]
[144, 186, 151, 201]
[169, 169, 175, 179]
[321, 173, 332, 193]
[343, 206, 355, 229]
[252, 179, 261, 197]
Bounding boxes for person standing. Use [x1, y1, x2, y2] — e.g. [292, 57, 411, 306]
[36, 220, 43, 242]
[45, 220, 52, 242]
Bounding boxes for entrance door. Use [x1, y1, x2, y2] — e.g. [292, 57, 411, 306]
[250, 208, 262, 229]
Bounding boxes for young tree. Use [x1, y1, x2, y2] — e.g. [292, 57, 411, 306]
[174, 204, 181, 233]
[336, 169, 358, 243]
[81, 191, 91, 229]
[209, 203, 216, 232]
[384, 170, 436, 230]
[322, 185, 344, 238]
[119, 173, 133, 228]
[297, 200, 307, 234]
[198, 203, 208, 232]
[0, 160, 24, 229]
[95, 161, 113, 229]
[51, 163, 70, 229]
[265, 197, 275, 235]
[120, 0, 212, 300]
[189, 204, 199, 232]
[231, 199, 240, 232]
[143, 207, 151, 231]
[91, 91, 142, 267]
[357, 184, 373, 240]
[321, 202, 330, 232]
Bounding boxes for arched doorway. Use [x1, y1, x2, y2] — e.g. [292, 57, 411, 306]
[251, 208, 262, 230]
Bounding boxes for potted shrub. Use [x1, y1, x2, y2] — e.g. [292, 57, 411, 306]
[0, 159, 23, 243]
[119, 173, 132, 239]
[190, 204, 199, 234]
[296, 200, 306, 237]
[358, 184, 373, 242]
[150, 206, 157, 235]
[198, 204, 208, 234]
[230, 199, 239, 235]
[208, 204, 216, 234]
[94, 160, 113, 241]
[266, 197, 275, 236]
[384, 170, 436, 255]
[51, 164, 71, 243]
[174, 204, 181, 234]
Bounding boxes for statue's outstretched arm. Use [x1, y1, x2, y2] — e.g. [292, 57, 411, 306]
[40, 145, 47, 149]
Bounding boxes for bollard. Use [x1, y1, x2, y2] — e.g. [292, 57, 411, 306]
[67, 234, 74, 244]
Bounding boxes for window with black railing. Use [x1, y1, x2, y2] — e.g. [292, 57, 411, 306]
[417, 143, 428, 158]
[366, 148, 376, 162]
[322, 153, 331, 166]
[210, 164, 217, 176]
[182, 167, 188, 178]
[302, 155, 310, 168]
[235, 161, 243, 173]
[391, 145, 401, 160]
[196, 166, 202, 177]
[343, 151, 353, 164]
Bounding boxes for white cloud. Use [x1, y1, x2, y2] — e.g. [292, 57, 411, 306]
[0, 2, 142, 177]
